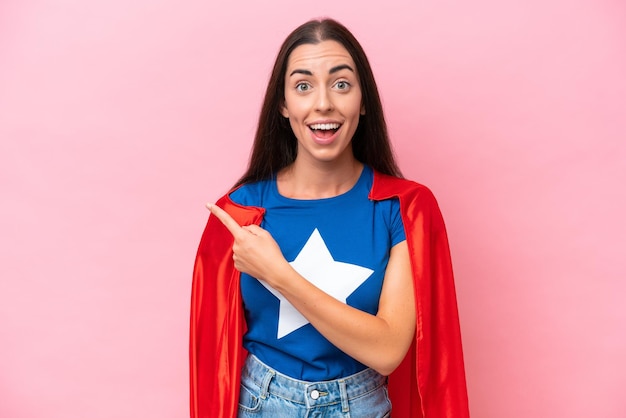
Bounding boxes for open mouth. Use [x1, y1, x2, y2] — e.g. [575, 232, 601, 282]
[309, 122, 341, 139]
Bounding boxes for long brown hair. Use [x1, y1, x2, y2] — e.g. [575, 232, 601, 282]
[234, 18, 402, 187]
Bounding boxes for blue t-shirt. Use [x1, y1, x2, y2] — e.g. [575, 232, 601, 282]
[229, 166, 406, 381]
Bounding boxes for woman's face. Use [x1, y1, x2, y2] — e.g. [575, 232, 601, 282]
[281, 40, 364, 166]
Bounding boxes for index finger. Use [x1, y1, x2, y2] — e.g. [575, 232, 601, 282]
[206, 203, 243, 236]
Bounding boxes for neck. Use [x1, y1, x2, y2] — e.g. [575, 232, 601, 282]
[277, 157, 364, 199]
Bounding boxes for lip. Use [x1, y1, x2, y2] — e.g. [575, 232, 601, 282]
[310, 127, 340, 145]
[307, 120, 342, 145]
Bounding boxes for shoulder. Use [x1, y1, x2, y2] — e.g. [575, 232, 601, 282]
[207, 185, 266, 231]
[370, 171, 437, 203]
[205, 181, 269, 228]
[370, 171, 446, 230]
[228, 179, 272, 207]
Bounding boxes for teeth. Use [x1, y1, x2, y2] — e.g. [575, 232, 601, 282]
[309, 123, 340, 130]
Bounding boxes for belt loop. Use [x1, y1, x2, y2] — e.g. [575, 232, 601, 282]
[259, 368, 275, 400]
[339, 379, 349, 413]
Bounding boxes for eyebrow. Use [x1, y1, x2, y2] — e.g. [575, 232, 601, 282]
[289, 64, 355, 77]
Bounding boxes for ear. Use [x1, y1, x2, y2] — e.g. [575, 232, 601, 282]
[281, 101, 289, 118]
[360, 104, 366, 116]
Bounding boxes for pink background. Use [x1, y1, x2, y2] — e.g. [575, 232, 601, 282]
[1, 1, 625, 417]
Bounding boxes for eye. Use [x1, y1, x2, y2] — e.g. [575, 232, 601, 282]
[334, 80, 351, 90]
[295, 82, 311, 92]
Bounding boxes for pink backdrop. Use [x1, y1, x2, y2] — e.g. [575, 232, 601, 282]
[1, 1, 625, 417]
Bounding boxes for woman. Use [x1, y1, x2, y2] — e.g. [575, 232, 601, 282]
[190, 18, 469, 418]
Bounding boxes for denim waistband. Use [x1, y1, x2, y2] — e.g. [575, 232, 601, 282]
[241, 354, 387, 408]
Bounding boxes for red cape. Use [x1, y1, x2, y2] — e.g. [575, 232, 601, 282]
[190, 171, 470, 417]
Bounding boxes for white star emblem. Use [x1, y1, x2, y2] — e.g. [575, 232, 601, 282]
[259, 228, 374, 338]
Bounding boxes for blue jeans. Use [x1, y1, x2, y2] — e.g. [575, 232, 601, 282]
[237, 354, 392, 417]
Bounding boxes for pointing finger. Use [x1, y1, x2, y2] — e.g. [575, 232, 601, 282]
[243, 224, 265, 236]
[206, 203, 243, 236]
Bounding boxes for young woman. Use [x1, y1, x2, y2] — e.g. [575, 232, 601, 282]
[190, 19, 469, 418]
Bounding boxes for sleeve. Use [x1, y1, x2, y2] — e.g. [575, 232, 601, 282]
[389, 197, 406, 246]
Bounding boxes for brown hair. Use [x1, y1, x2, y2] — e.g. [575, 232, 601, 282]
[234, 18, 402, 187]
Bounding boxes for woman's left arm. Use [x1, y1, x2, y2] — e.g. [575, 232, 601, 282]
[279, 240, 415, 376]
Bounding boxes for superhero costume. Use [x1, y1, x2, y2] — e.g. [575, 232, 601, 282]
[190, 171, 470, 417]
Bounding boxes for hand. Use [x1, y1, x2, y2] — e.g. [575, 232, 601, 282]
[206, 203, 291, 285]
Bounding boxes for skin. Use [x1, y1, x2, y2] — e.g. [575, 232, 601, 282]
[207, 41, 416, 376]
[279, 40, 365, 198]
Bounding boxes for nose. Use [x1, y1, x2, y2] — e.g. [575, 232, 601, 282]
[315, 88, 334, 112]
